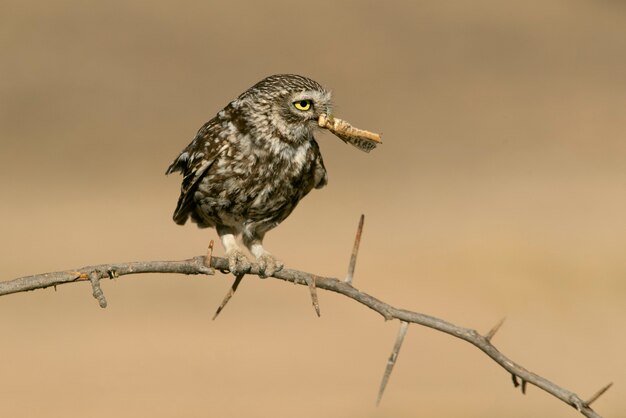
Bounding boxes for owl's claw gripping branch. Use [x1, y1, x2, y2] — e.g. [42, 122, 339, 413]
[225, 249, 252, 276]
[256, 253, 283, 278]
[318, 113, 382, 153]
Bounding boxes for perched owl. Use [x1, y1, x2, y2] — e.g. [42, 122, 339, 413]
[167, 74, 358, 278]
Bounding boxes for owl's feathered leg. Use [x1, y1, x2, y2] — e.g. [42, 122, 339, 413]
[217, 225, 251, 276]
[242, 228, 283, 278]
[249, 243, 284, 279]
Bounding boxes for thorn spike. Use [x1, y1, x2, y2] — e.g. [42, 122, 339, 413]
[213, 273, 244, 320]
[512, 374, 520, 388]
[306, 276, 321, 317]
[205, 240, 214, 267]
[485, 317, 506, 341]
[586, 382, 613, 406]
[345, 214, 365, 285]
[377, 321, 409, 405]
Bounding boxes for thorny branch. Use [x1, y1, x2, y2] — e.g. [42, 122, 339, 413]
[0, 238, 610, 417]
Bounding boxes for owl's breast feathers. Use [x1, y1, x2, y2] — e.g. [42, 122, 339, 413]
[166, 104, 327, 228]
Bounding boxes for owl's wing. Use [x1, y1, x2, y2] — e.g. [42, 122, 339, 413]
[311, 138, 328, 189]
[166, 118, 225, 225]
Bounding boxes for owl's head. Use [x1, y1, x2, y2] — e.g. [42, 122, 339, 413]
[236, 74, 332, 144]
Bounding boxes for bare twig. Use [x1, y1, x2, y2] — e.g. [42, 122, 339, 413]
[345, 214, 365, 285]
[377, 320, 409, 405]
[0, 256, 608, 418]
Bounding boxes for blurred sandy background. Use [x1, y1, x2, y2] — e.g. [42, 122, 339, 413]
[1, 1, 625, 417]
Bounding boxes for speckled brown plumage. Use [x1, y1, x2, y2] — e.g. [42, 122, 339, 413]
[166, 74, 331, 277]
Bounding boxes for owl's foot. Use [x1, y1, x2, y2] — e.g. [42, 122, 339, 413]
[256, 253, 284, 278]
[226, 249, 252, 276]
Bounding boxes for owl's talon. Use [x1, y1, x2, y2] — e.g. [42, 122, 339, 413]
[257, 254, 283, 278]
[226, 249, 251, 276]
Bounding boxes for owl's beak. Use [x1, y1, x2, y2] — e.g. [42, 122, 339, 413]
[318, 113, 382, 153]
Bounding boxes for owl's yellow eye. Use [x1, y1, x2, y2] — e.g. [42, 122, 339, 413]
[293, 100, 312, 111]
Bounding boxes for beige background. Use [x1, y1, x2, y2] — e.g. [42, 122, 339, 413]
[1, 1, 625, 417]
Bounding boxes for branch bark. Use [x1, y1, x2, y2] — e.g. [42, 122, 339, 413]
[0, 255, 608, 418]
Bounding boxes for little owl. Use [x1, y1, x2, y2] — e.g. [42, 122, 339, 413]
[167, 74, 369, 278]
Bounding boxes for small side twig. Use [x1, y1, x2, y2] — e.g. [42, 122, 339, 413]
[88, 271, 107, 308]
[377, 320, 409, 405]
